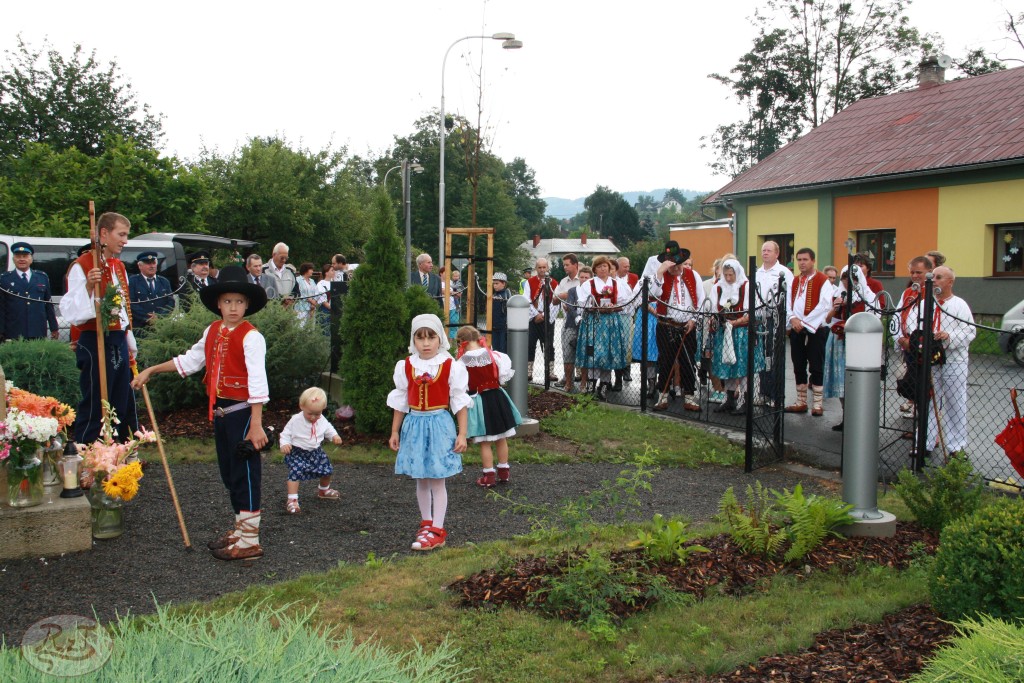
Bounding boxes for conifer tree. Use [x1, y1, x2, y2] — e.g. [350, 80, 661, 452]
[340, 190, 409, 432]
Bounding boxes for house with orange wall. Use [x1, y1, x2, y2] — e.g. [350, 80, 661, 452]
[703, 61, 1024, 314]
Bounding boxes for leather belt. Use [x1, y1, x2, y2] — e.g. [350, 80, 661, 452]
[214, 402, 251, 418]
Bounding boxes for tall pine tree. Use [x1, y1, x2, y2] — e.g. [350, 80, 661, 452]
[340, 190, 409, 433]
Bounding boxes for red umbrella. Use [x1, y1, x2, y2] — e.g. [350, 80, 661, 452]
[995, 389, 1024, 480]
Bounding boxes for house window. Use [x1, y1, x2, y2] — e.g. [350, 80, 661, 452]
[762, 234, 794, 270]
[856, 230, 896, 276]
[994, 223, 1024, 276]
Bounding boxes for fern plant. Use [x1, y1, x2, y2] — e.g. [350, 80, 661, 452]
[773, 483, 855, 562]
[717, 482, 787, 558]
[630, 514, 709, 565]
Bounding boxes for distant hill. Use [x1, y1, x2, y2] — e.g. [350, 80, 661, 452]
[542, 188, 708, 218]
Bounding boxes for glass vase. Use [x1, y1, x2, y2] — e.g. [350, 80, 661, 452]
[86, 486, 125, 539]
[6, 455, 44, 508]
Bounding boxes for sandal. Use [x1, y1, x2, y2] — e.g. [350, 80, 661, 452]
[317, 488, 341, 500]
[411, 526, 447, 551]
[286, 499, 301, 514]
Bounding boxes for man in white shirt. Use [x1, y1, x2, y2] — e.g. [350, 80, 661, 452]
[754, 241, 795, 406]
[262, 242, 298, 300]
[331, 254, 349, 282]
[555, 253, 582, 391]
[524, 257, 558, 382]
[903, 266, 975, 457]
[785, 247, 835, 416]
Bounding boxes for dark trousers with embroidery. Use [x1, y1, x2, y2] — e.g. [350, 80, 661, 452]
[789, 327, 829, 387]
[73, 331, 139, 444]
[213, 399, 262, 513]
[656, 322, 698, 394]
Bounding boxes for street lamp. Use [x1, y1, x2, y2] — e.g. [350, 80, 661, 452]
[382, 165, 401, 185]
[438, 32, 522, 268]
[403, 161, 425, 280]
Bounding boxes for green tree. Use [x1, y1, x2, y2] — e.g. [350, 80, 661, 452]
[705, 0, 924, 176]
[339, 190, 409, 433]
[584, 185, 643, 247]
[503, 157, 547, 232]
[0, 37, 163, 158]
[195, 137, 369, 265]
[0, 136, 208, 236]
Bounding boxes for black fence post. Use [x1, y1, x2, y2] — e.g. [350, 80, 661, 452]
[329, 280, 347, 373]
[914, 272, 935, 471]
[640, 276, 649, 412]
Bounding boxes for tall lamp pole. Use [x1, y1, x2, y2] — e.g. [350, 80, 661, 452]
[403, 160, 424, 281]
[439, 32, 522, 267]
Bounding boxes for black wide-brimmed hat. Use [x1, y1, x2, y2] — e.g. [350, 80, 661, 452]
[199, 265, 268, 316]
[657, 240, 690, 264]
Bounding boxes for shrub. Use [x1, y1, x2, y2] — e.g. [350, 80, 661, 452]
[138, 291, 329, 410]
[930, 498, 1024, 621]
[0, 338, 79, 406]
[893, 453, 983, 532]
[908, 615, 1024, 682]
[340, 190, 409, 433]
[404, 283, 443, 327]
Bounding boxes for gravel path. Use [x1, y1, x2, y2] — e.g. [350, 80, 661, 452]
[0, 460, 828, 646]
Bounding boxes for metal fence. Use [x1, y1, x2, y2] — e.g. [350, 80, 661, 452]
[876, 275, 1024, 488]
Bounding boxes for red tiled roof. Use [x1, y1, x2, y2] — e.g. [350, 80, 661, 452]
[707, 66, 1024, 202]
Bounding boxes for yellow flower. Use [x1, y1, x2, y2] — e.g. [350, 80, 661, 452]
[102, 477, 127, 500]
[121, 461, 143, 480]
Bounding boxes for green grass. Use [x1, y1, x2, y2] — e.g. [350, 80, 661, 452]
[158, 515, 928, 683]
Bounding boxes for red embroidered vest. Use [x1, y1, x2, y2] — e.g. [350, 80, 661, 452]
[899, 286, 920, 333]
[405, 357, 452, 411]
[70, 252, 133, 333]
[655, 269, 699, 316]
[527, 275, 554, 307]
[203, 320, 255, 419]
[589, 278, 618, 304]
[466, 362, 500, 393]
[790, 271, 828, 316]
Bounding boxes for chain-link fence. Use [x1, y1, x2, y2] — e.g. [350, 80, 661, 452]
[877, 275, 1024, 489]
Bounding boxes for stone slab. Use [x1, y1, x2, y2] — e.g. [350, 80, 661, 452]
[0, 491, 92, 560]
[836, 510, 897, 538]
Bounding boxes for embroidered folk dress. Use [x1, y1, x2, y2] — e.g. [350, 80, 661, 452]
[387, 352, 472, 479]
[458, 347, 523, 443]
[575, 275, 632, 371]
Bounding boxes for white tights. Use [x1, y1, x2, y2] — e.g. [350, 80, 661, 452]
[415, 478, 448, 528]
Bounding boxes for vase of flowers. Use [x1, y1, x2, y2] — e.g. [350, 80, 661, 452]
[77, 402, 153, 539]
[1, 407, 61, 508]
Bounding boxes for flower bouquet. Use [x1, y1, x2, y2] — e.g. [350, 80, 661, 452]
[0, 404, 61, 507]
[77, 402, 154, 539]
[99, 284, 125, 331]
[7, 385, 76, 487]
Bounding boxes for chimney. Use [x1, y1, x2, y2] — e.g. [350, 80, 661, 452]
[581, 232, 588, 245]
[532, 234, 541, 248]
[917, 55, 946, 89]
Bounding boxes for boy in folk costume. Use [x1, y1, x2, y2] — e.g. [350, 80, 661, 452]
[132, 266, 270, 561]
[649, 244, 704, 412]
[60, 212, 140, 444]
[785, 247, 835, 416]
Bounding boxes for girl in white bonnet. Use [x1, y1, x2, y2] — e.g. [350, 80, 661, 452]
[387, 314, 471, 551]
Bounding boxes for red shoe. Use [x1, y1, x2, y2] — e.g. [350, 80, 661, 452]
[477, 470, 496, 488]
[496, 466, 510, 483]
[412, 526, 447, 551]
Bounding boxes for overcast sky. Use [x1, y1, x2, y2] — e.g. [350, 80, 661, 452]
[4, 0, 1021, 202]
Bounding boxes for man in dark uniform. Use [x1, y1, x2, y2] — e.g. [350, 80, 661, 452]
[185, 250, 217, 293]
[0, 242, 59, 341]
[128, 251, 174, 326]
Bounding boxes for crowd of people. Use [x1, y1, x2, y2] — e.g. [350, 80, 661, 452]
[0, 213, 979, 560]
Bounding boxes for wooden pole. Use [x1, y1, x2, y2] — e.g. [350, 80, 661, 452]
[141, 386, 192, 549]
[89, 201, 109, 413]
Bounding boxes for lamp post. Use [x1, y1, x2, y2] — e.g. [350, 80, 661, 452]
[438, 32, 522, 267]
[402, 160, 425, 281]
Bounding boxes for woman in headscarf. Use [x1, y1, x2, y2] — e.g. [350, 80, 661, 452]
[710, 258, 763, 414]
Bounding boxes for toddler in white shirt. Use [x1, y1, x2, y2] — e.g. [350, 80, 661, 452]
[280, 387, 343, 514]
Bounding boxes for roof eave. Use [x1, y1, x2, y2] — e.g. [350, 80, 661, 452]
[709, 156, 1024, 203]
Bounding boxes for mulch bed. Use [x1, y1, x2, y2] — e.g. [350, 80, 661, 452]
[451, 523, 951, 681]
